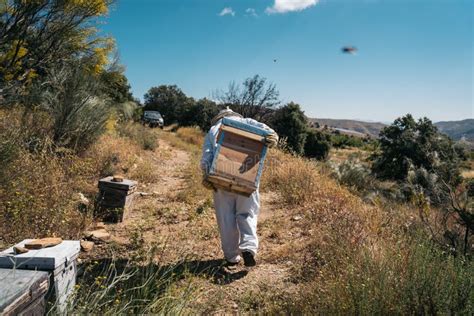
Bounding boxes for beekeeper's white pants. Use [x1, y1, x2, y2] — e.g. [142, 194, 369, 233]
[213, 189, 260, 263]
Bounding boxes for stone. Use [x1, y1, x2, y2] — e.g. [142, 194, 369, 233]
[24, 238, 63, 250]
[112, 175, 124, 182]
[77, 193, 90, 206]
[95, 222, 106, 229]
[80, 240, 94, 252]
[13, 246, 29, 254]
[84, 229, 110, 242]
[291, 215, 303, 221]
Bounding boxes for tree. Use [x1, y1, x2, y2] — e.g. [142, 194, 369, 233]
[305, 129, 332, 160]
[0, 0, 113, 101]
[216, 75, 279, 122]
[179, 98, 220, 131]
[143, 85, 190, 125]
[270, 102, 308, 155]
[372, 114, 464, 186]
[100, 63, 134, 105]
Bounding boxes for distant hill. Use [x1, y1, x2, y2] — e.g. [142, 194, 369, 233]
[434, 119, 474, 142]
[308, 118, 474, 143]
[309, 118, 386, 137]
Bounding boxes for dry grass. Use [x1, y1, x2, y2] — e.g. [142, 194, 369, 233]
[263, 150, 321, 205]
[176, 126, 204, 147]
[0, 121, 163, 246]
[329, 147, 369, 165]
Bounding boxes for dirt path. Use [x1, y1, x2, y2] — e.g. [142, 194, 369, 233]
[85, 137, 297, 312]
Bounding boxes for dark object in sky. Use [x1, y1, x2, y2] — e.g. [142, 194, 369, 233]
[342, 46, 357, 54]
[273, 59, 277, 63]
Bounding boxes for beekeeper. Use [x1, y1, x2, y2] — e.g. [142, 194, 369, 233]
[200, 107, 278, 267]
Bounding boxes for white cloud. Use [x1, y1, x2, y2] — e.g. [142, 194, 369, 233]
[245, 8, 258, 17]
[266, 0, 318, 14]
[219, 7, 235, 17]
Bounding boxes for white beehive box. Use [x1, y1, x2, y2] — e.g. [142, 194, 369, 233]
[0, 268, 49, 316]
[0, 240, 80, 313]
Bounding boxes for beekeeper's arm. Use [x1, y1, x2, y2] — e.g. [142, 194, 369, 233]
[200, 130, 217, 190]
[243, 118, 279, 148]
[200, 131, 214, 174]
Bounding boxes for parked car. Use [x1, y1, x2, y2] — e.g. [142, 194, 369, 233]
[142, 111, 164, 128]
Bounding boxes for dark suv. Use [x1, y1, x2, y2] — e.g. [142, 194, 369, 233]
[142, 111, 164, 128]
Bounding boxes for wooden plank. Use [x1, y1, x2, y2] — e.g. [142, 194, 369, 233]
[222, 132, 264, 153]
[207, 174, 256, 196]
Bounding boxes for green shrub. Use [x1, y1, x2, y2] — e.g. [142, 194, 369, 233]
[270, 102, 308, 155]
[39, 65, 112, 152]
[335, 158, 375, 192]
[372, 114, 464, 187]
[331, 133, 365, 148]
[304, 129, 331, 160]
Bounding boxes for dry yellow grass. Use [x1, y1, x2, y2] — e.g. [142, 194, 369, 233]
[329, 147, 369, 165]
[176, 126, 205, 147]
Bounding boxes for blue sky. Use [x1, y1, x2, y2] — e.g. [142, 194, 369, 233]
[101, 0, 473, 122]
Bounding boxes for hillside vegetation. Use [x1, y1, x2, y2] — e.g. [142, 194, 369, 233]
[0, 1, 473, 314]
[309, 117, 474, 145]
[310, 118, 387, 137]
[2, 118, 473, 313]
[436, 119, 474, 141]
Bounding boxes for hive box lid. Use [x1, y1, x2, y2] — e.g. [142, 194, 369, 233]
[0, 268, 49, 314]
[99, 176, 138, 191]
[221, 117, 273, 137]
[0, 240, 80, 273]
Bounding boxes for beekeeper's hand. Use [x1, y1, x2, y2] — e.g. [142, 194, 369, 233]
[264, 133, 279, 148]
[202, 176, 215, 191]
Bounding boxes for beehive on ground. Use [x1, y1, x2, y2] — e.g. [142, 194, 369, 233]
[97, 176, 137, 222]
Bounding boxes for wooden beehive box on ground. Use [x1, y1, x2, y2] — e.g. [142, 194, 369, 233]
[0, 269, 49, 316]
[0, 240, 80, 313]
[97, 176, 137, 222]
[207, 117, 273, 196]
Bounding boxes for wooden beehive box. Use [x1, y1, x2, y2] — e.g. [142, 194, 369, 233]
[97, 176, 138, 222]
[207, 118, 273, 196]
[0, 269, 49, 316]
[0, 240, 80, 313]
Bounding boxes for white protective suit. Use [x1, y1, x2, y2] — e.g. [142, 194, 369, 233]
[200, 117, 276, 263]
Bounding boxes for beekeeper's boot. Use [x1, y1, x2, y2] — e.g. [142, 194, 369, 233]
[242, 251, 256, 267]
